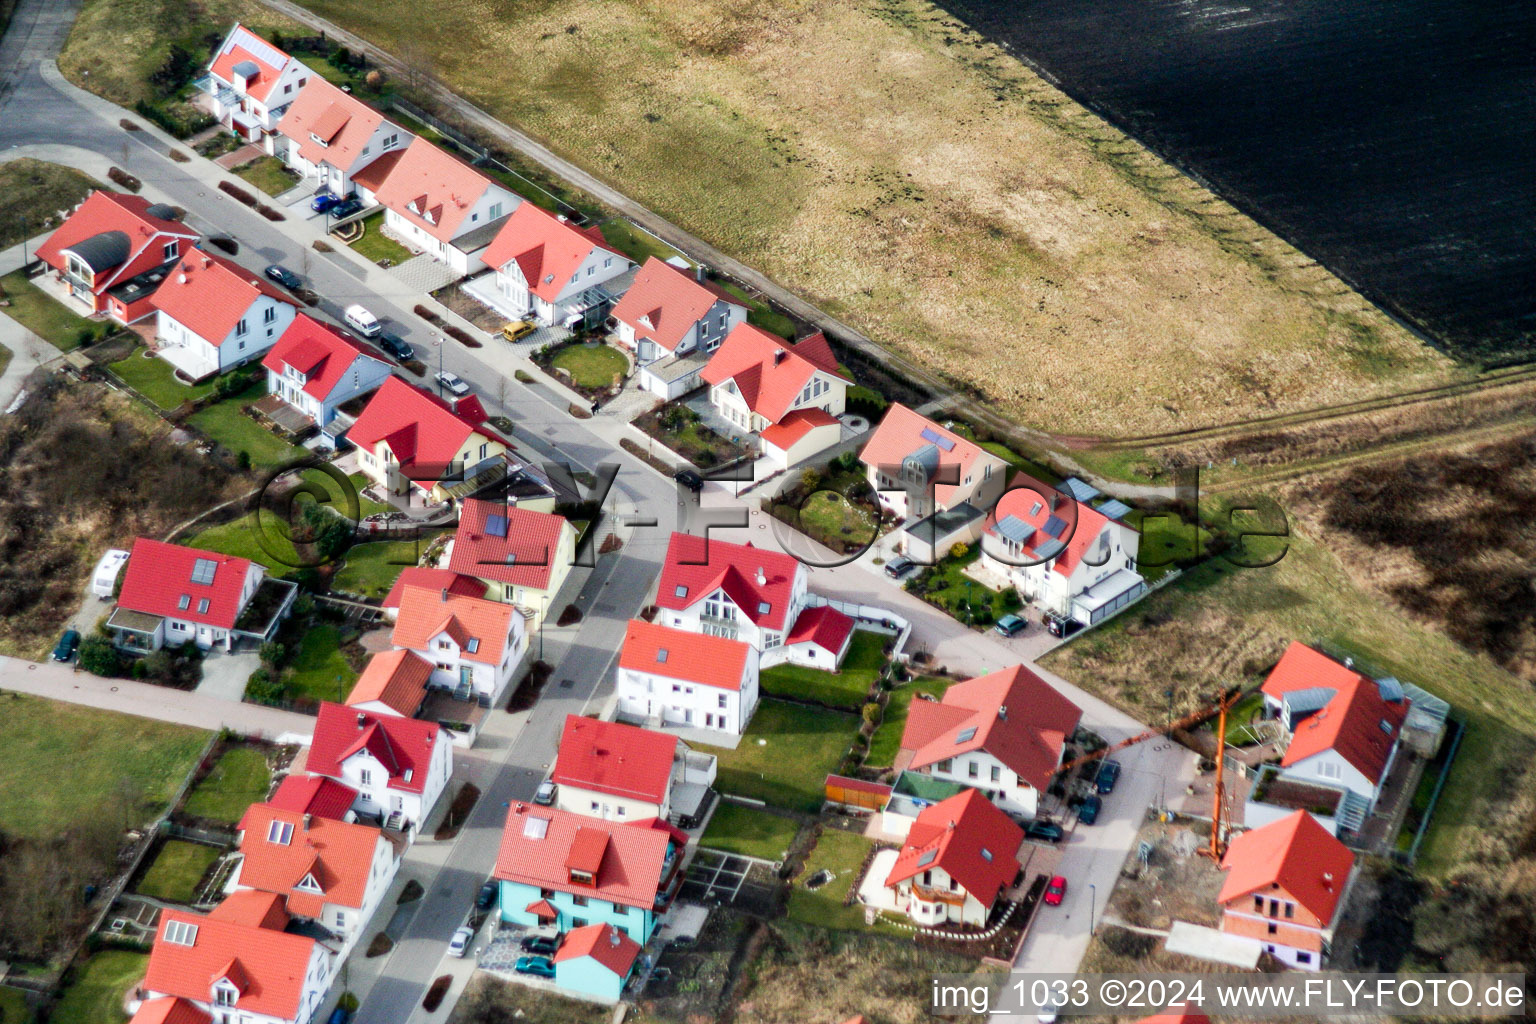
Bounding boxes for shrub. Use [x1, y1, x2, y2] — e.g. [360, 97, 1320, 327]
[207, 236, 238, 255]
[257, 204, 286, 222]
[949, 542, 970, 559]
[414, 304, 445, 326]
[444, 325, 481, 348]
[168, 149, 190, 162]
[312, 240, 333, 253]
[423, 976, 451, 1013]
[119, 118, 141, 131]
[365, 70, 386, 90]
[78, 636, 123, 677]
[259, 641, 286, 669]
[245, 667, 286, 705]
[107, 165, 142, 193]
[218, 180, 256, 206]
[568, 403, 591, 419]
[235, 451, 252, 471]
[75, 327, 97, 347]
[514, 369, 534, 384]
[861, 702, 881, 728]
[149, 44, 198, 98]
[366, 933, 393, 957]
[846, 384, 888, 418]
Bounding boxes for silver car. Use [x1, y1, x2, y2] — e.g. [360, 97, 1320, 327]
[435, 371, 470, 396]
[448, 925, 474, 958]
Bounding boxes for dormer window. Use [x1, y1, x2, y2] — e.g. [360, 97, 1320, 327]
[296, 872, 323, 893]
[569, 868, 595, 886]
[213, 985, 236, 1007]
[163, 240, 179, 261]
[466, 638, 480, 654]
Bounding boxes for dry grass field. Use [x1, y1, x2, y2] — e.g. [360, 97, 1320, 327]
[0, 159, 100, 251]
[287, 0, 1454, 435]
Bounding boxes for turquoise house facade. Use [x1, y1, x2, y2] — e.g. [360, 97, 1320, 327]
[497, 880, 656, 941]
[553, 952, 635, 1002]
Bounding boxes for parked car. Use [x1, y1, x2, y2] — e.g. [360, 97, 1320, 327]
[1077, 794, 1102, 825]
[501, 320, 537, 343]
[1044, 613, 1083, 639]
[376, 332, 413, 362]
[330, 196, 364, 219]
[533, 780, 556, 805]
[447, 926, 473, 958]
[52, 629, 80, 663]
[264, 264, 302, 289]
[674, 468, 704, 493]
[326, 1007, 353, 1024]
[884, 554, 916, 579]
[475, 882, 498, 911]
[310, 190, 342, 213]
[1095, 759, 1122, 794]
[1043, 875, 1067, 907]
[1024, 819, 1064, 844]
[344, 304, 383, 338]
[1037, 1004, 1059, 1024]
[994, 613, 1027, 637]
[520, 934, 560, 956]
[435, 371, 470, 396]
[514, 956, 556, 979]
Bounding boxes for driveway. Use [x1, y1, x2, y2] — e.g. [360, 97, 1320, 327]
[195, 648, 260, 701]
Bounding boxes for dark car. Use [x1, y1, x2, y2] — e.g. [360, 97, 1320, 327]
[520, 934, 560, 956]
[52, 628, 80, 663]
[265, 264, 302, 289]
[1078, 794, 1102, 825]
[1024, 819, 1064, 844]
[376, 332, 413, 361]
[674, 468, 704, 493]
[514, 956, 556, 979]
[1044, 613, 1083, 639]
[326, 1007, 353, 1024]
[1095, 759, 1122, 795]
[994, 613, 1027, 638]
[883, 554, 916, 579]
[475, 882, 498, 911]
[329, 196, 364, 218]
[310, 190, 342, 213]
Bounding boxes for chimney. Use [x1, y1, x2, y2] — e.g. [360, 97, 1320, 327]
[773, 349, 786, 365]
[515, 802, 526, 813]
[1322, 871, 1335, 890]
[696, 264, 706, 283]
[303, 813, 311, 830]
[356, 712, 366, 728]
[441, 587, 449, 602]
[998, 705, 1007, 720]
[1051, 491, 1061, 511]
[756, 567, 766, 586]
[946, 819, 956, 831]
[202, 255, 211, 269]
[610, 929, 621, 947]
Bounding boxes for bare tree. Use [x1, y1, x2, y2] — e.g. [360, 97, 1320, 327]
[395, 38, 435, 97]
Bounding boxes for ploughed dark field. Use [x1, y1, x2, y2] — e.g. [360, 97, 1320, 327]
[936, 0, 1536, 364]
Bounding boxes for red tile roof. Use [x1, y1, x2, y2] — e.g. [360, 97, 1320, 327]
[277, 78, 394, 169]
[700, 324, 849, 424]
[859, 403, 995, 508]
[390, 585, 519, 667]
[346, 648, 432, 716]
[267, 775, 358, 823]
[151, 248, 294, 346]
[1218, 810, 1354, 924]
[884, 789, 1022, 906]
[483, 203, 622, 302]
[373, 138, 509, 244]
[446, 498, 571, 591]
[382, 567, 487, 609]
[1262, 642, 1409, 784]
[35, 191, 198, 293]
[1137, 1007, 1212, 1024]
[525, 898, 557, 919]
[309, 702, 443, 795]
[207, 890, 290, 931]
[552, 715, 678, 806]
[553, 922, 641, 977]
[986, 473, 1118, 578]
[118, 537, 256, 631]
[900, 665, 1082, 792]
[618, 619, 751, 691]
[208, 24, 293, 103]
[236, 803, 387, 915]
[129, 997, 213, 1024]
[609, 256, 744, 354]
[349, 377, 494, 481]
[495, 803, 675, 910]
[785, 604, 854, 655]
[260, 313, 387, 402]
[145, 909, 317, 1020]
[760, 407, 840, 452]
[628, 816, 691, 848]
[655, 531, 803, 632]
[347, 148, 405, 194]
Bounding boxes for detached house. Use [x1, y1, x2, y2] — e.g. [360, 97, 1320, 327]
[980, 473, 1146, 628]
[860, 404, 1008, 560]
[308, 702, 454, 834]
[481, 202, 632, 329]
[372, 137, 520, 277]
[1218, 809, 1356, 970]
[550, 922, 642, 1003]
[654, 531, 855, 668]
[345, 648, 433, 718]
[150, 249, 298, 381]
[896, 665, 1082, 821]
[381, 567, 486, 617]
[551, 714, 716, 826]
[200, 24, 310, 139]
[261, 313, 391, 428]
[699, 325, 850, 466]
[233, 802, 400, 951]
[349, 377, 510, 503]
[271, 77, 410, 200]
[883, 788, 1023, 928]
[390, 584, 528, 705]
[494, 803, 686, 942]
[109, 538, 296, 653]
[34, 191, 199, 323]
[610, 256, 748, 398]
[445, 498, 577, 630]
[616, 619, 761, 735]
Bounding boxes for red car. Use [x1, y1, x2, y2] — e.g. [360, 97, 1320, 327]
[1043, 875, 1067, 906]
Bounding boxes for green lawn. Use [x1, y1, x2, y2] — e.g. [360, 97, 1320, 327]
[348, 471, 395, 518]
[332, 536, 435, 598]
[182, 512, 300, 575]
[904, 545, 1018, 626]
[1122, 507, 1214, 583]
[0, 984, 34, 1024]
[49, 951, 146, 1024]
[716, 280, 796, 340]
[0, 695, 206, 840]
[134, 839, 221, 903]
[549, 342, 628, 390]
[867, 675, 955, 768]
[286, 623, 358, 704]
[595, 216, 682, 266]
[782, 491, 879, 553]
[760, 629, 888, 710]
[1207, 690, 1267, 745]
[232, 155, 299, 197]
[696, 699, 857, 813]
[108, 347, 217, 409]
[186, 381, 304, 469]
[181, 746, 272, 824]
[786, 828, 901, 934]
[0, 270, 98, 350]
[348, 210, 414, 265]
[699, 802, 801, 862]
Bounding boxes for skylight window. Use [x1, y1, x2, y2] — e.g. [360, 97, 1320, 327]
[163, 920, 198, 946]
[956, 727, 977, 744]
[177, 594, 191, 611]
[466, 638, 480, 654]
[980, 848, 993, 862]
[523, 815, 550, 839]
[1030, 502, 1043, 517]
[916, 848, 938, 867]
[190, 557, 218, 585]
[267, 820, 294, 845]
[674, 585, 688, 598]
[486, 514, 509, 538]
[1379, 719, 1394, 735]
[656, 649, 669, 663]
[757, 602, 771, 615]
[504, 553, 517, 565]
[197, 598, 210, 615]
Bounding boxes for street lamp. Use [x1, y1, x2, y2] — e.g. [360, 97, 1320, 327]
[1088, 882, 1097, 936]
[538, 593, 550, 663]
[433, 334, 444, 396]
[18, 214, 28, 265]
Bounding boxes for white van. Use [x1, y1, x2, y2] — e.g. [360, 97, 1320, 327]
[92, 549, 130, 599]
[344, 304, 382, 337]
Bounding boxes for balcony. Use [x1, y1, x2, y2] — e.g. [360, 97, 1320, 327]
[911, 883, 966, 907]
[697, 614, 739, 638]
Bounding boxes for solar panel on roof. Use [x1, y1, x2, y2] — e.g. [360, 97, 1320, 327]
[1042, 515, 1068, 539]
[486, 514, 509, 538]
[919, 426, 956, 452]
[1059, 477, 1100, 502]
[916, 848, 938, 867]
[1096, 499, 1132, 521]
[1035, 539, 1066, 561]
[995, 516, 1035, 545]
[190, 557, 218, 584]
